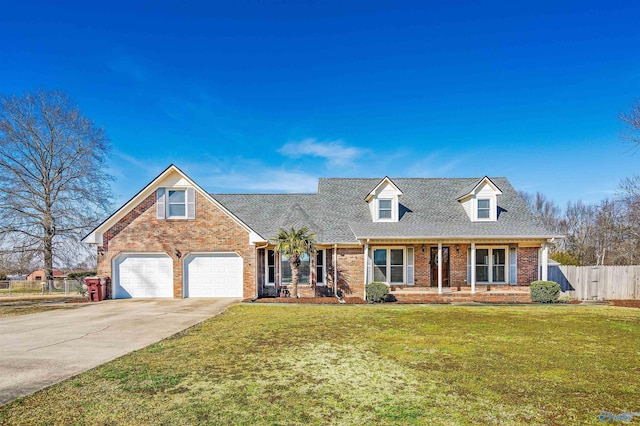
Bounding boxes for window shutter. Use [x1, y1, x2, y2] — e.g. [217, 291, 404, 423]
[407, 247, 414, 285]
[509, 247, 518, 285]
[186, 187, 196, 219]
[156, 188, 166, 219]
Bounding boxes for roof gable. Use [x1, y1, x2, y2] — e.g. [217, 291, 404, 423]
[364, 176, 403, 201]
[456, 176, 503, 201]
[82, 165, 261, 244]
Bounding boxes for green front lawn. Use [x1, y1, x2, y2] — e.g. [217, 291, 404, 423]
[1, 304, 638, 425]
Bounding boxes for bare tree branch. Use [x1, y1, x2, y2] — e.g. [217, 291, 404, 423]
[619, 100, 640, 152]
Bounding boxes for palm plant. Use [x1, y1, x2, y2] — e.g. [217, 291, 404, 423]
[274, 226, 316, 298]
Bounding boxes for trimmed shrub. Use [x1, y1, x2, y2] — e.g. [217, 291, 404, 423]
[549, 251, 580, 266]
[530, 280, 561, 303]
[67, 270, 97, 281]
[366, 282, 389, 303]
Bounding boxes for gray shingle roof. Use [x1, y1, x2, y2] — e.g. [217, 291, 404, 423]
[212, 177, 559, 243]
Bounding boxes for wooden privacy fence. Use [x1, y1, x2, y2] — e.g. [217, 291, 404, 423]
[548, 265, 640, 300]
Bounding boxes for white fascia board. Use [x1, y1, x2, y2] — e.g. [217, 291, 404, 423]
[81, 164, 265, 245]
[353, 234, 565, 241]
[249, 231, 266, 245]
[82, 231, 98, 244]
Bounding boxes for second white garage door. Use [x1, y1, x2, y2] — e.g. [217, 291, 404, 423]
[184, 253, 243, 298]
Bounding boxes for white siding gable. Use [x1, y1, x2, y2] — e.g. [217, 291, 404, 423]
[458, 177, 502, 222]
[366, 177, 402, 222]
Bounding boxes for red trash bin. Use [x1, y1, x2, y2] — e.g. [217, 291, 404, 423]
[84, 277, 101, 302]
[96, 278, 109, 301]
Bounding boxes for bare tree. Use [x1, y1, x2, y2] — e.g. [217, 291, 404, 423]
[0, 90, 113, 290]
[564, 201, 597, 265]
[593, 199, 624, 265]
[519, 190, 565, 251]
[619, 100, 640, 151]
[617, 176, 640, 263]
[519, 191, 562, 233]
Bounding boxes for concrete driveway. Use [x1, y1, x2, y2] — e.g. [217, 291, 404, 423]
[0, 298, 239, 406]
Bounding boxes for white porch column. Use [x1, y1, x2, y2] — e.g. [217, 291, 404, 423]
[334, 244, 338, 295]
[471, 242, 476, 294]
[437, 242, 443, 294]
[363, 242, 368, 300]
[541, 243, 549, 281]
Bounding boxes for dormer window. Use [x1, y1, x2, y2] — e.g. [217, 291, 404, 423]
[477, 199, 490, 219]
[365, 177, 403, 223]
[378, 199, 392, 220]
[457, 176, 502, 222]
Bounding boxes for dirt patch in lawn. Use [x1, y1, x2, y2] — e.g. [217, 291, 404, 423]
[611, 300, 640, 308]
[0, 296, 85, 318]
[0, 304, 73, 318]
[64, 298, 90, 304]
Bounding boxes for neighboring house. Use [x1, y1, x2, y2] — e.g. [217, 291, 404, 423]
[82, 165, 562, 300]
[26, 270, 66, 281]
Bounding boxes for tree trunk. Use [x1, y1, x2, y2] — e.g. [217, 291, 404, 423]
[44, 226, 54, 292]
[291, 264, 300, 298]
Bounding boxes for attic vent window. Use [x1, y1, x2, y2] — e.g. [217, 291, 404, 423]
[477, 199, 490, 219]
[379, 199, 392, 219]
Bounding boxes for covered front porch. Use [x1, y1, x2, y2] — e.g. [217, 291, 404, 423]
[361, 239, 552, 298]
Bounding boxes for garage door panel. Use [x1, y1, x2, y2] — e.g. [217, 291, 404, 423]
[114, 254, 173, 299]
[185, 253, 243, 298]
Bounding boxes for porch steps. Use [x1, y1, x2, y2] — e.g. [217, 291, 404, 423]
[390, 290, 532, 304]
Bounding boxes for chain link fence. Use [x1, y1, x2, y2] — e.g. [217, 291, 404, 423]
[0, 279, 86, 296]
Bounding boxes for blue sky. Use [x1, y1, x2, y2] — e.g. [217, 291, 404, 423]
[1, 1, 639, 209]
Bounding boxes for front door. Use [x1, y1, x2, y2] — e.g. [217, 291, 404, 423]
[430, 247, 450, 287]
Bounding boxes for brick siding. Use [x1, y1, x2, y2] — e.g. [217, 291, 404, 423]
[326, 248, 364, 298]
[97, 190, 256, 299]
[518, 247, 539, 285]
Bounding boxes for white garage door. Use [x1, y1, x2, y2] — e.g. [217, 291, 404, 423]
[184, 253, 243, 298]
[113, 254, 173, 298]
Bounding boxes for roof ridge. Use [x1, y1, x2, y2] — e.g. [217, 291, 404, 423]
[211, 193, 317, 196]
[318, 177, 507, 180]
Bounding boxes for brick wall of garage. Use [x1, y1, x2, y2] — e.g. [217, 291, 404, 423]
[97, 190, 256, 299]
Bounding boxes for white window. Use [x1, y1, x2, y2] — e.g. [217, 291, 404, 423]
[281, 253, 311, 286]
[266, 250, 276, 285]
[372, 248, 405, 284]
[316, 250, 325, 285]
[378, 199, 392, 220]
[472, 247, 508, 283]
[477, 198, 491, 219]
[168, 190, 186, 218]
[156, 187, 195, 220]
